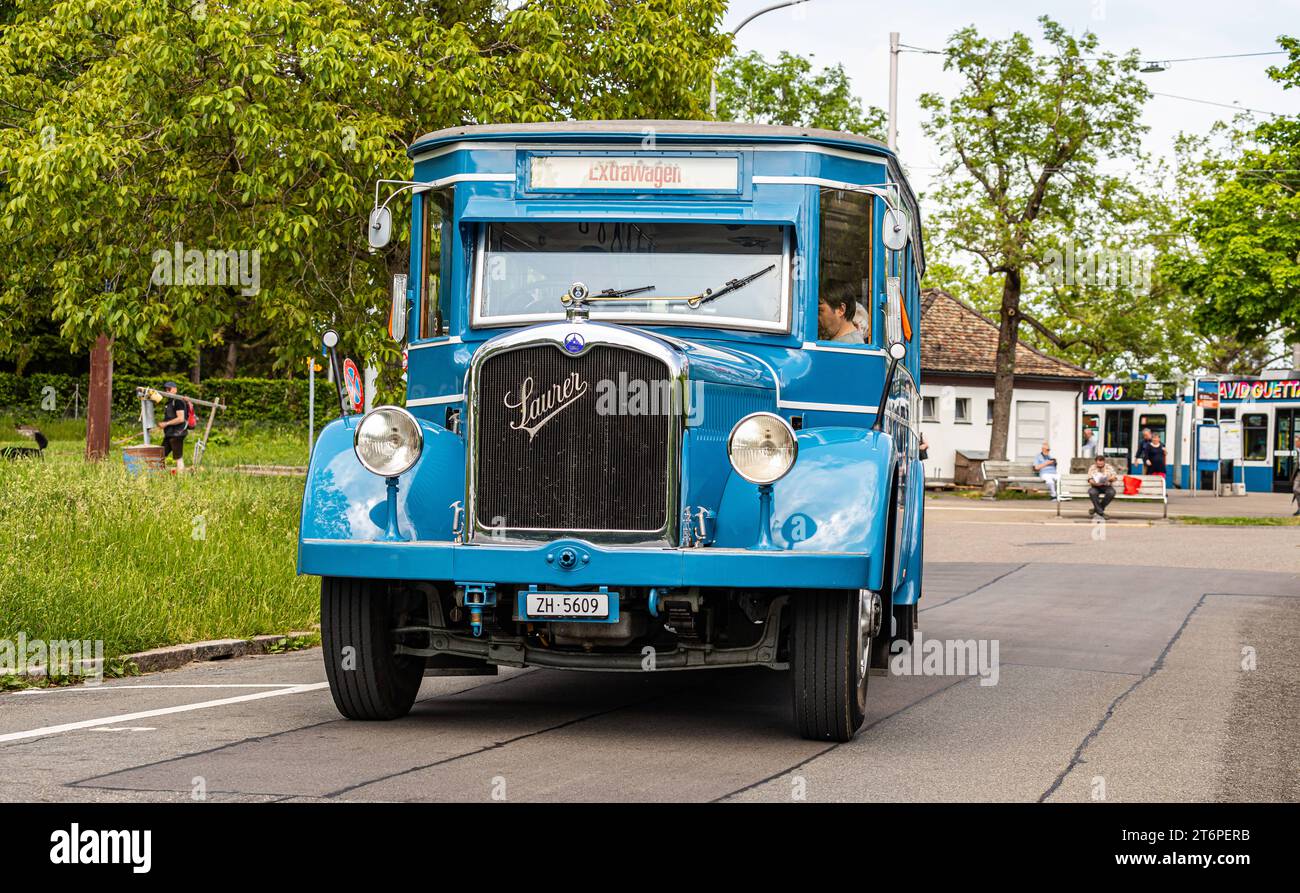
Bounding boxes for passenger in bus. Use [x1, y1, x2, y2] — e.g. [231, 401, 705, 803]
[1147, 435, 1167, 479]
[817, 289, 865, 344]
[1087, 456, 1120, 519]
[1033, 441, 1061, 500]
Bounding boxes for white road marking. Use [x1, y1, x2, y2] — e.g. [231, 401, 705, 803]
[0, 683, 329, 744]
[18, 683, 320, 695]
[89, 727, 156, 732]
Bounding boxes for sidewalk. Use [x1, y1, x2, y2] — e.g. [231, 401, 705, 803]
[927, 489, 1298, 520]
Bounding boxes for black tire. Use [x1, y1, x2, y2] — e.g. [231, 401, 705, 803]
[321, 577, 425, 720]
[791, 590, 873, 742]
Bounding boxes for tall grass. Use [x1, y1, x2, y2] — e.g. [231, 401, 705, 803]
[0, 448, 317, 658]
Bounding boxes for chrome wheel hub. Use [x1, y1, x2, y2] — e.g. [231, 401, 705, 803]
[857, 589, 881, 682]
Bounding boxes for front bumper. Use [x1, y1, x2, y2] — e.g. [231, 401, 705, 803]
[298, 537, 870, 590]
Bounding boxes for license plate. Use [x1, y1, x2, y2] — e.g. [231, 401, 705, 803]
[518, 590, 618, 622]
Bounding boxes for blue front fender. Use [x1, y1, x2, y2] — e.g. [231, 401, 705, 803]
[297, 416, 465, 565]
[715, 427, 897, 591]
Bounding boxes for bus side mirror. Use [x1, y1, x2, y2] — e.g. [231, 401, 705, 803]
[888, 341, 906, 361]
[389, 274, 408, 342]
[368, 206, 392, 249]
[882, 208, 909, 251]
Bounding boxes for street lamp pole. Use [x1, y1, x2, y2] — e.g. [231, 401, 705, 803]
[710, 0, 813, 117]
[888, 31, 899, 151]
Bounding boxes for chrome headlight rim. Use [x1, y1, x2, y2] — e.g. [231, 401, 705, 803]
[352, 405, 424, 478]
[726, 411, 798, 486]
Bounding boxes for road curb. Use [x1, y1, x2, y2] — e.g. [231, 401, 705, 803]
[6, 630, 321, 684]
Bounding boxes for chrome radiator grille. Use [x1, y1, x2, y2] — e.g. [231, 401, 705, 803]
[473, 344, 673, 536]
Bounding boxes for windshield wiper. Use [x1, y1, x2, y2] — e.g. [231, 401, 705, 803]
[595, 284, 656, 299]
[688, 264, 777, 308]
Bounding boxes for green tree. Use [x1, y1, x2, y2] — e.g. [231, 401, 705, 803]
[919, 17, 1149, 462]
[715, 50, 885, 137]
[1165, 36, 1300, 350]
[0, 0, 728, 388]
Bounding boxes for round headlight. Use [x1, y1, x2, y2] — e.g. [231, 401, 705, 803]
[353, 406, 423, 477]
[727, 412, 798, 485]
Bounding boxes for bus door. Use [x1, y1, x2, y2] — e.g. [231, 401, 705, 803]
[1103, 409, 1134, 470]
[1275, 408, 1298, 493]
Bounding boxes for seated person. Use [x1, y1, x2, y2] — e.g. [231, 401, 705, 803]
[817, 289, 865, 344]
[1087, 455, 1120, 519]
[1033, 441, 1060, 500]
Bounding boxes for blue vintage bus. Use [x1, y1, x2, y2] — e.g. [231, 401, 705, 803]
[299, 121, 926, 741]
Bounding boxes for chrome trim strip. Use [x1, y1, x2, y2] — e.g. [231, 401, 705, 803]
[407, 394, 466, 407]
[407, 336, 463, 351]
[801, 342, 888, 356]
[779, 400, 879, 414]
[464, 322, 686, 546]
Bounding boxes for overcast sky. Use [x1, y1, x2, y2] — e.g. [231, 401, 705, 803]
[724, 0, 1298, 196]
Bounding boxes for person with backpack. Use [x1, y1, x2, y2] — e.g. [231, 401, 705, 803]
[157, 380, 191, 472]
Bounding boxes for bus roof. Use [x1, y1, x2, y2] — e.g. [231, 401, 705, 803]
[409, 119, 894, 159]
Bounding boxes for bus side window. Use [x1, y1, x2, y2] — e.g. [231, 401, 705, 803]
[817, 187, 872, 345]
[419, 191, 453, 338]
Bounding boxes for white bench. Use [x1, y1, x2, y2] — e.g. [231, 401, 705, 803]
[1056, 473, 1168, 518]
[981, 459, 1050, 494]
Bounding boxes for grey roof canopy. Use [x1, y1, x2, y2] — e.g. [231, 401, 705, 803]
[411, 119, 892, 154]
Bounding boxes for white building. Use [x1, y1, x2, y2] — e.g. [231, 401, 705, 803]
[920, 289, 1095, 482]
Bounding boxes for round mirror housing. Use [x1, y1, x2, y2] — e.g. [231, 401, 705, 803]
[322, 329, 339, 349]
[368, 206, 393, 249]
[882, 208, 909, 251]
[888, 341, 907, 361]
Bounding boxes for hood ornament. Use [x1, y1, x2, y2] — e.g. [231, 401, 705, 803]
[560, 282, 590, 322]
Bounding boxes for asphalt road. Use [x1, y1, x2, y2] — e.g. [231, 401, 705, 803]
[2, 518, 1297, 803]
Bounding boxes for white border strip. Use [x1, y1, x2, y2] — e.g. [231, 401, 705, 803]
[412, 140, 890, 166]
[407, 394, 465, 407]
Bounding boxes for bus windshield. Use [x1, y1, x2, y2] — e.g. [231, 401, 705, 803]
[474, 221, 789, 331]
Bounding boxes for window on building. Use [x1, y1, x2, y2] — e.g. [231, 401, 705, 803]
[922, 395, 939, 422]
[987, 399, 995, 424]
[954, 397, 971, 424]
[817, 188, 872, 344]
[1243, 413, 1268, 461]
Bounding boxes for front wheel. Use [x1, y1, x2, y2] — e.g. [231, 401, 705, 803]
[321, 577, 425, 720]
[791, 589, 880, 741]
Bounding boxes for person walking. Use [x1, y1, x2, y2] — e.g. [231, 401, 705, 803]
[1291, 434, 1300, 516]
[1135, 426, 1153, 474]
[1147, 434, 1167, 480]
[1080, 428, 1098, 459]
[156, 380, 189, 473]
